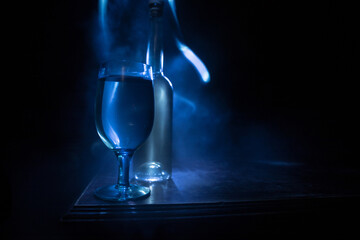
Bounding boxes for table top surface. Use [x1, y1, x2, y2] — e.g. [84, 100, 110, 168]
[63, 154, 360, 221]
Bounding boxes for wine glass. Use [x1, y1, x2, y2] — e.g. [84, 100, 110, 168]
[94, 60, 154, 201]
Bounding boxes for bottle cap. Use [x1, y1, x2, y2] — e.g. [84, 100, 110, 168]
[149, 0, 164, 17]
[149, 0, 164, 4]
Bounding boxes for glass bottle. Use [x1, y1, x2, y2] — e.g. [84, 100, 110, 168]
[133, 0, 173, 182]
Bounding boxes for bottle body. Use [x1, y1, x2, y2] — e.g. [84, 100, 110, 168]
[133, 73, 173, 181]
[133, 0, 173, 182]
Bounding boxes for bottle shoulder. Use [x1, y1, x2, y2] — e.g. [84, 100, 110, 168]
[153, 72, 173, 90]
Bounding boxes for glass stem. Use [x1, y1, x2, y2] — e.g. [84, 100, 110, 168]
[115, 150, 133, 188]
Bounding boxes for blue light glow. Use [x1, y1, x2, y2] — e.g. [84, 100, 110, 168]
[99, 0, 108, 29]
[169, 0, 210, 83]
[168, 0, 179, 28]
[98, 0, 210, 83]
[176, 40, 210, 83]
[99, 0, 110, 58]
[174, 93, 196, 113]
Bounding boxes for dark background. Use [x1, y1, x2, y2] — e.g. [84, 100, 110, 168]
[2, 0, 358, 239]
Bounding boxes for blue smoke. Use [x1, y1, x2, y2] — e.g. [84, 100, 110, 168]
[98, 0, 210, 83]
[93, 1, 288, 166]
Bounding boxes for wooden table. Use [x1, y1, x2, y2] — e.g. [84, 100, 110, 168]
[62, 155, 360, 238]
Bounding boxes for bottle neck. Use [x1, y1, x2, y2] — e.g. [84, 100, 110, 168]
[147, 10, 164, 74]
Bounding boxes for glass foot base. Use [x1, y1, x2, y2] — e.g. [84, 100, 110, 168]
[94, 184, 150, 202]
[134, 162, 170, 182]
